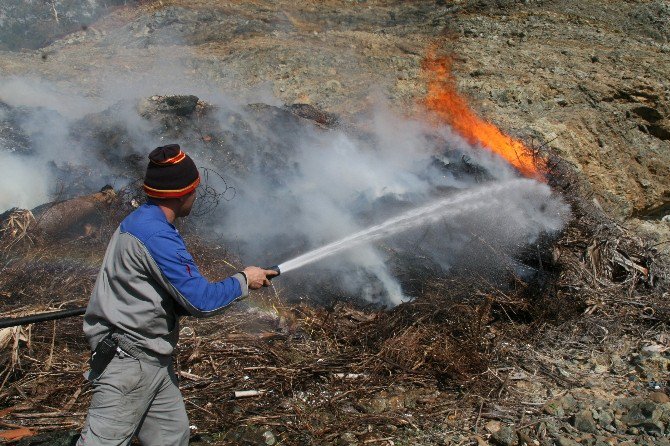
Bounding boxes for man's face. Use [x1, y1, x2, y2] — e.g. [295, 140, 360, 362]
[179, 191, 197, 217]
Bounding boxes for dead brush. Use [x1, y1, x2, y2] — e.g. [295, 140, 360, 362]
[0, 157, 667, 443]
[0, 209, 37, 250]
[377, 325, 439, 372]
[371, 297, 493, 382]
[293, 283, 494, 386]
[0, 323, 32, 387]
[544, 156, 665, 320]
[0, 235, 100, 394]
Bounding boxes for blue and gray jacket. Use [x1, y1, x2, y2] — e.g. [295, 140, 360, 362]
[83, 202, 248, 356]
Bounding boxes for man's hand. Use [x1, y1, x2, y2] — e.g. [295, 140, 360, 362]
[243, 266, 279, 290]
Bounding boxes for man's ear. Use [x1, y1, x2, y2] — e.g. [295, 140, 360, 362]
[178, 190, 196, 203]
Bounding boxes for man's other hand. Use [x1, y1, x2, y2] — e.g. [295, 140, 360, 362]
[243, 266, 279, 289]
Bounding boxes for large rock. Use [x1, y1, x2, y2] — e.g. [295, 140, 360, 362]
[573, 410, 599, 434]
[490, 425, 518, 446]
[31, 186, 117, 237]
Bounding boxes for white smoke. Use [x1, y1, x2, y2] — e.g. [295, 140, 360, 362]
[0, 7, 571, 307]
[0, 151, 51, 211]
[209, 100, 570, 304]
[0, 69, 569, 306]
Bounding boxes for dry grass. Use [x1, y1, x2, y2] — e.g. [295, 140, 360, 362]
[0, 163, 667, 443]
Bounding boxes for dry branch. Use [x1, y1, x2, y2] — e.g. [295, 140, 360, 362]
[0, 168, 666, 444]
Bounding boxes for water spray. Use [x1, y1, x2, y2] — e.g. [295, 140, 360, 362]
[0, 179, 561, 327]
[272, 178, 551, 274]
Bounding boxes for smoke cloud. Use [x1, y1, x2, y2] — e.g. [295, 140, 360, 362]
[206, 103, 569, 305]
[0, 7, 570, 307]
[0, 150, 51, 211]
[0, 69, 570, 306]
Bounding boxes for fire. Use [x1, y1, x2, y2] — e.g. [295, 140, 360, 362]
[422, 54, 545, 181]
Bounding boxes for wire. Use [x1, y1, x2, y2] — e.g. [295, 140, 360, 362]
[192, 167, 236, 217]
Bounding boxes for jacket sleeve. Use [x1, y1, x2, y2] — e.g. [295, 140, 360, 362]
[143, 229, 249, 317]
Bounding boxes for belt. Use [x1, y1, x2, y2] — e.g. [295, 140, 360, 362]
[111, 333, 173, 367]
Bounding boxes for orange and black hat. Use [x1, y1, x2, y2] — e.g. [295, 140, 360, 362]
[143, 144, 200, 199]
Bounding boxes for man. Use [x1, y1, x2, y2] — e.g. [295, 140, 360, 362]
[78, 144, 277, 445]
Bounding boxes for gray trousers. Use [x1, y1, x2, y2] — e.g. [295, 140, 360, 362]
[77, 350, 189, 446]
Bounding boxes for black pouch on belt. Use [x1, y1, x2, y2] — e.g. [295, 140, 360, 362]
[89, 333, 118, 377]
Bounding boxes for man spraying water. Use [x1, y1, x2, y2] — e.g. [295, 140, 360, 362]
[77, 144, 565, 445]
[78, 144, 277, 446]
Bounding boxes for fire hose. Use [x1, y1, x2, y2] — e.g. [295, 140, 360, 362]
[0, 266, 281, 329]
[0, 307, 87, 329]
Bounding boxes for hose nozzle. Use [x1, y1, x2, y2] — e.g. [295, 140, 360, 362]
[264, 265, 281, 279]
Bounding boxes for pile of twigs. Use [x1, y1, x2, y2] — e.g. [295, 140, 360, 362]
[0, 209, 37, 250]
[0, 163, 667, 444]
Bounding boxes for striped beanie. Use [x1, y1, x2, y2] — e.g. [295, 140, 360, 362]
[143, 144, 200, 199]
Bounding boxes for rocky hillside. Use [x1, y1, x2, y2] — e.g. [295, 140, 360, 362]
[447, 0, 670, 248]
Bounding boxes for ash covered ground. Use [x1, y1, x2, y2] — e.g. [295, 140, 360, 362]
[0, 1, 669, 445]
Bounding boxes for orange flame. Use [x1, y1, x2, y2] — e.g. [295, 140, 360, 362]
[422, 54, 545, 181]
